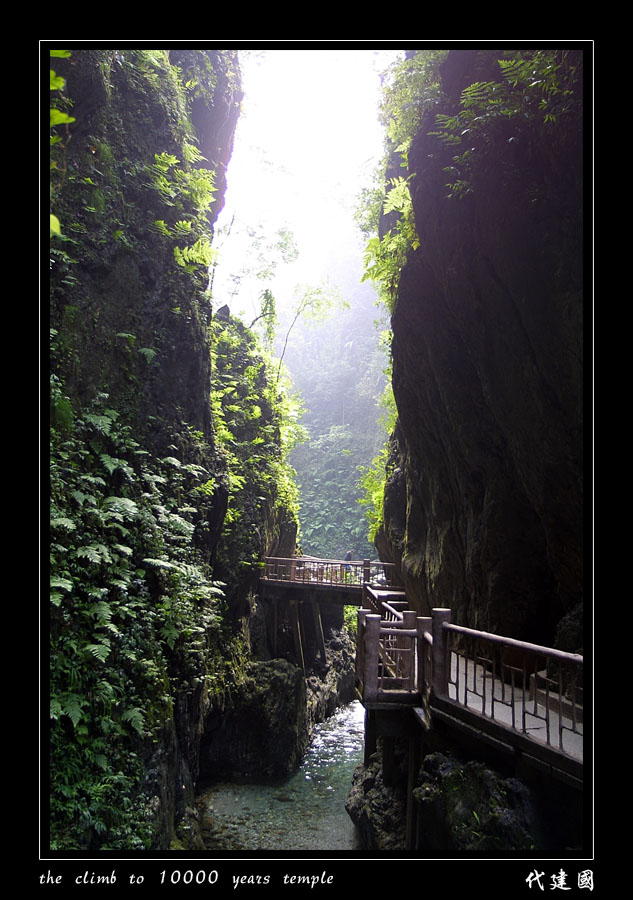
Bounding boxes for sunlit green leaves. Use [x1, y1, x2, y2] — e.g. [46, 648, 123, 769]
[50, 50, 74, 233]
[429, 50, 582, 199]
[360, 171, 419, 313]
[50, 69, 65, 91]
[377, 50, 448, 152]
[173, 235, 216, 271]
[148, 150, 216, 223]
[50, 107, 75, 128]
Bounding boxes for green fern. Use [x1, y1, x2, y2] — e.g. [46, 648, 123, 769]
[173, 236, 216, 270]
[138, 347, 157, 364]
[75, 544, 109, 564]
[51, 516, 76, 531]
[102, 496, 139, 520]
[61, 693, 86, 728]
[121, 707, 145, 735]
[85, 642, 111, 663]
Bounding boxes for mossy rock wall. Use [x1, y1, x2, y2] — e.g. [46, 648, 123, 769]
[48, 49, 310, 852]
[378, 50, 584, 649]
[50, 49, 242, 455]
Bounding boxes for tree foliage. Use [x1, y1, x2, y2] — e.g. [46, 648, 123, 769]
[360, 175, 419, 313]
[210, 314, 304, 585]
[284, 281, 389, 559]
[356, 372, 397, 542]
[275, 278, 348, 382]
[356, 52, 447, 314]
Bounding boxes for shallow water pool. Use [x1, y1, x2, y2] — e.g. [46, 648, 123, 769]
[197, 700, 365, 852]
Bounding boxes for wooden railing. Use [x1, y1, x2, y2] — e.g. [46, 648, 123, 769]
[436, 611, 584, 758]
[356, 609, 425, 704]
[262, 556, 401, 589]
[356, 604, 583, 764]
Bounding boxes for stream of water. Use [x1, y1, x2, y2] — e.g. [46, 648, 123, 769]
[197, 700, 365, 852]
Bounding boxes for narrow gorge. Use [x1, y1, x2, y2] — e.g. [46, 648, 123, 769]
[46, 46, 586, 865]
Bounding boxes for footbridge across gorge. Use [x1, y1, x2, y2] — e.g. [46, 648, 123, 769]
[259, 556, 402, 669]
[260, 556, 585, 850]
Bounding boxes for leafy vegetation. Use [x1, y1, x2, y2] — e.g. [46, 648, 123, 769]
[210, 314, 304, 584]
[285, 279, 389, 559]
[49, 369, 243, 849]
[352, 53, 446, 539]
[49, 308, 301, 849]
[210, 217, 299, 337]
[428, 49, 583, 199]
[211, 209, 372, 561]
[357, 51, 447, 314]
[275, 278, 348, 383]
[46, 48, 302, 852]
[360, 175, 419, 314]
[357, 375, 397, 543]
[49, 49, 75, 236]
[47, 44, 581, 852]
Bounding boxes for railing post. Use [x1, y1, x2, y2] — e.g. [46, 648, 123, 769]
[431, 608, 452, 699]
[363, 559, 370, 584]
[289, 597, 305, 672]
[417, 616, 431, 699]
[402, 610, 417, 686]
[272, 597, 278, 656]
[364, 614, 381, 703]
[312, 600, 327, 661]
[356, 609, 367, 689]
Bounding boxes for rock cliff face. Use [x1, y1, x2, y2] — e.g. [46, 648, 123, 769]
[49, 49, 247, 851]
[198, 630, 356, 785]
[50, 50, 241, 440]
[48, 49, 351, 852]
[377, 50, 584, 649]
[346, 746, 553, 853]
[50, 50, 243, 564]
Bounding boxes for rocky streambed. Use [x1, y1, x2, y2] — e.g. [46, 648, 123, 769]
[197, 700, 365, 851]
[193, 629, 362, 852]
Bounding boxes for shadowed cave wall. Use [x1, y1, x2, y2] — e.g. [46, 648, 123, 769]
[376, 49, 584, 651]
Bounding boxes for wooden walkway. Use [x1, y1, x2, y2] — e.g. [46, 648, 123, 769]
[261, 556, 400, 601]
[259, 559, 584, 850]
[259, 556, 400, 671]
[356, 586, 584, 850]
[260, 559, 583, 782]
[357, 586, 583, 778]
